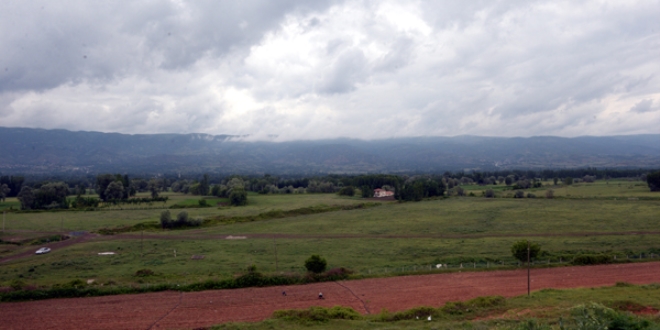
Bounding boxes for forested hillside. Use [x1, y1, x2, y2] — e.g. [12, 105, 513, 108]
[1, 127, 658, 174]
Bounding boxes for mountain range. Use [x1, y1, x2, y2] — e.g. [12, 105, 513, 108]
[1, 127, 658, 175]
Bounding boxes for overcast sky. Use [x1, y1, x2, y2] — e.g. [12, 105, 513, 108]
[1, 0, 659, 140]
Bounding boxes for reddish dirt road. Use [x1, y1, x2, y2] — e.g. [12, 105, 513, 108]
[2, 262, 659, 330]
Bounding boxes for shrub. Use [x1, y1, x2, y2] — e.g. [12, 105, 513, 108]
[159, 210, 172, 228]
[545, 189, 554, 199]
[647, 171, 660, 192]
[571, 254, 613, 265]
[229, 188, 248, 206]
[511, 240, 541, 263]
[337, 186, 355, 196]
[527, 193, 536, 198]
[134, 269, 155, 277]
[198, 199, 208, 207]
[514, 190, 525, 198]
[484, 189, 495, 198]
[273, 306, 362, 321]
[304, 254, 327, 273]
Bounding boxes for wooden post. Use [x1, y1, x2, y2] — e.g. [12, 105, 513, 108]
[527, 241, 531, 297]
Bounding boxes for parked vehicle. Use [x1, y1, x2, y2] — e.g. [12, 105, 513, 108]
[35, 247, 51, 254]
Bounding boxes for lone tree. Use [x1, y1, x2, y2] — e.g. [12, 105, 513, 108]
[0, 184, 10, 202]
[647, 171, 660, 192]
[17, 186, 35, 210]
[304, 254, 327, 273]
[511, 240, 541, 264]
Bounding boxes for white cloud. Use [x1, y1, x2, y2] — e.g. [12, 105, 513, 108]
[1, 0, 659, 139]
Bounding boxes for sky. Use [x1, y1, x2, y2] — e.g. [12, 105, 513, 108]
[1, 0, 659, 140]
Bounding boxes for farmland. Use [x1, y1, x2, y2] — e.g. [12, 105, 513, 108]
[1, 179, 659, 289]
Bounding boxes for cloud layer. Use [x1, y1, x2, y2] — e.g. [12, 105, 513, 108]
[1, 0, 659, 140]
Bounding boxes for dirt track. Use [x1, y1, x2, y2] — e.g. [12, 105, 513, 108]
[2, 262, 659, 330]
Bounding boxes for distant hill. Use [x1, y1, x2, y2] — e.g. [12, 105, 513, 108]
[0, 127, 658, 175]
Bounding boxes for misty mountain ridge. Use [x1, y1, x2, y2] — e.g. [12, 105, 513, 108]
[1, 127, 658, 175]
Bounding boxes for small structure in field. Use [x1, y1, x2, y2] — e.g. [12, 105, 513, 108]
[373, 188, 394, 198]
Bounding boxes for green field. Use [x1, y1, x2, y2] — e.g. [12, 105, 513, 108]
[1, 182, 659, 292]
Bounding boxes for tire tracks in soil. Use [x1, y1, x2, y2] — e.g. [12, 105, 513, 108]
[147, 291, 183, 330]
[334, 281, 371, 314]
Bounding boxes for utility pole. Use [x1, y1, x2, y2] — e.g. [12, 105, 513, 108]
[527, 241, 531, 297]
[273, 236, 278, 272]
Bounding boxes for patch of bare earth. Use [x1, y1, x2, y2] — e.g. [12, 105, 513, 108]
[2, 262, 660, 329]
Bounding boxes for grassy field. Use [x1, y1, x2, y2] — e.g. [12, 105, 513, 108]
[210, 284, 660, 329]
[0, 193, 366, 233]
[1, 182, 659, 290]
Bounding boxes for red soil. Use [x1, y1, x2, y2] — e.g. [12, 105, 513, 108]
[2, 262, 659, 330]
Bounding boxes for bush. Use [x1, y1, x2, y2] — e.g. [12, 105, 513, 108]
[159, 210, 172, 228]
[134, 269, 155, 277]
[304, 254, 327, 273]
[571, 254, 613, 265]
[647, 171, 660, 192]
[229, 188, 248, 206]
[484, 189, 495, 198]
[545, 189, 554, 199]
[273, 306, 362, 321]
[526, 193, 536, 198]
[337, 186, 355, 196]
[511, 240, 541, 263]
[513, 190, 525, 198]
[198, 199, 209, 207]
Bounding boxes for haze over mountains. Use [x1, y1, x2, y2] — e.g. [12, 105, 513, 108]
[1, 127, 658, 175]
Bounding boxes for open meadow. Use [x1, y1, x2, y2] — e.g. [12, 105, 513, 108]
[1, 180, 659, 290]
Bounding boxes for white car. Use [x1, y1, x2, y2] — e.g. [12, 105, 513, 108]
[35, 247, 51, 255]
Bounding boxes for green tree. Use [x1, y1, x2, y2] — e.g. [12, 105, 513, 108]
[304, 254, 327, 273]
[564, 177, 573, 185]
[198, 174, 210, 196]
[17, 186, 35, 210]
[229, 188, 248, 206]
[96, 174, 116, 201]
[511, 240, 541, 264]
[34, 182, 69, 209]
[0, 184, 10, 202]
[360, 185, 371, 198]
[148, 179, 160, 198]
[105, 181, 125, 200]
[160, 210, 172, 228]
[337, 186, 355, 196]
[553, 177, 559, 185]
[647, 171, 660, 192]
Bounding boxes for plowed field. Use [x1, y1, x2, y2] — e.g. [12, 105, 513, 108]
[2, 262, 659, 330]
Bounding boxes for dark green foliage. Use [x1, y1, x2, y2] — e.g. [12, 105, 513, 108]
[160, 211, 201, 229]
[72, 196, 99, 208]
[134, 269, 155, 277]
[304, 254, 327, 273]
[0, 175, 24, 198]
[198, 199, 209, 207]
[229, 188, 248, 206]
[198, 173, 210, 196]
[397, 178, 445, 201]
[273, 306, 362, 321]
[514, 190, 525, 198]
[360, 185, 372, 198]
[565, 177, 574, 185]
[511, 240, 541, 263]
[337, 186, 355, 196]
[484, 189, 495, 198]
[571, 254, 613, 265]
[34, 182, 70, 209]
[96, 174, 116, 201]
[647, 171, 660, 192]
[17, 186, 35, 210]
[441, 296, 506, 315]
